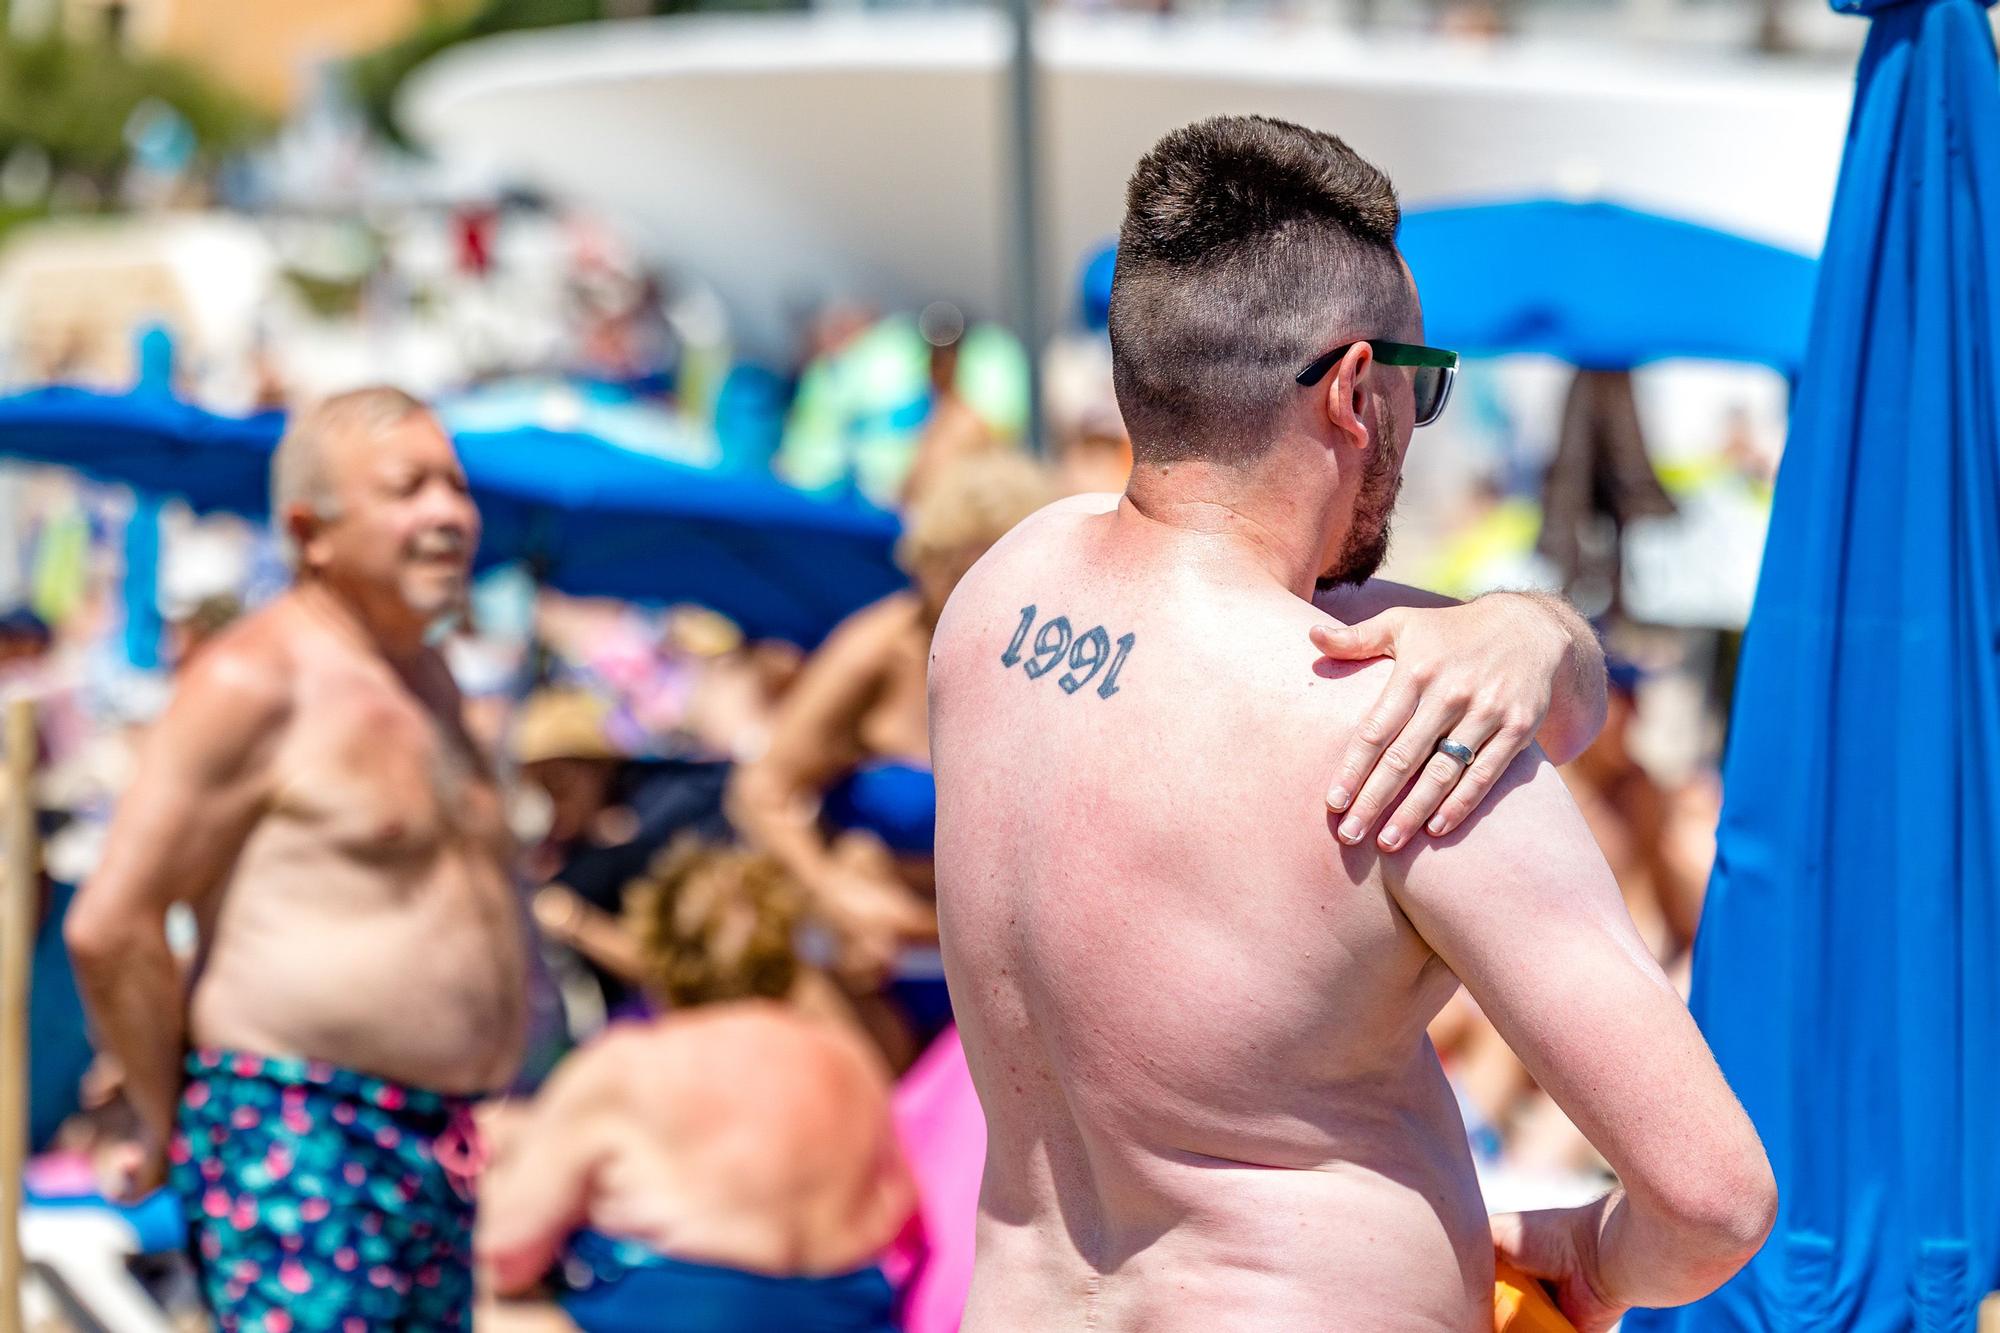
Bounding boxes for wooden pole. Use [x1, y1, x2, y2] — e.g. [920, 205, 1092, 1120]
[0, 697, 37, 1333]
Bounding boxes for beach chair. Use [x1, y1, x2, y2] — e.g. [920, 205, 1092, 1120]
[21, 1155, 188, 1333]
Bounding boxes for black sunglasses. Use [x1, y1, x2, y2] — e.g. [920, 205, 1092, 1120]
[1295, 339, 1459, 428]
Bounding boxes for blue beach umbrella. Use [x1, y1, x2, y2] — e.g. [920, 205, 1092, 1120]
[1397, 199, 1819, 374]
[0, 386, 280, 515]
[455, 421, 902, 644]
[437, 378, 722, 470]
[1626, 2, 2000, 1330]
[0, 387, 902, 645]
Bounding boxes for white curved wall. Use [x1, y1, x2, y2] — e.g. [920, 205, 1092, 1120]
[406, 12, 1852, 357]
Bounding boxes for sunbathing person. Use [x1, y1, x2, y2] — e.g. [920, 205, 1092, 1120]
[728, 452, 1057, 1065]
[477, 839, 917, 1333]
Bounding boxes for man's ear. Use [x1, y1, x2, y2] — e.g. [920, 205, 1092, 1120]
[1322, 341, 1375, 453]
[284, 502, 330, 572]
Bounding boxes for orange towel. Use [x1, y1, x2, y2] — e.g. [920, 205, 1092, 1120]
[1493, 1260, 1578, 1332]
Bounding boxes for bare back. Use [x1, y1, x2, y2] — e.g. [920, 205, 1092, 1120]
[185, 593, 526, 1093]
[580, 1006, 913, 1274]
[930, 497, 1491, 1332]
[479, 1003, 915, 1288]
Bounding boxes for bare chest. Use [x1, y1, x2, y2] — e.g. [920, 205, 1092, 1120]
[268, 677, 510, 865]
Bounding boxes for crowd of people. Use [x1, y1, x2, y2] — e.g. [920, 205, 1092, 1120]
[0, 117, 1756, 1333]
[3, 363, 1734, 1333]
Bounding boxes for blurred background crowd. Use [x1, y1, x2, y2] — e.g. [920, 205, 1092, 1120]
[0, 0, 1974, 1326]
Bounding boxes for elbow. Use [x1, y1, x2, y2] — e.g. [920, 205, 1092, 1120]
[474, 1195, 573, 1298]
[725, 761, 793, 847]
[723, 764, 755, 821]
[722, 768, 762, 843]
[1656, 1150, 1779, 1285]
[1725, 1156, 1781, 1263]
[64, 892, 129, 971]
[476, 1235, 554, 1298]
[64, 887, 168, 979]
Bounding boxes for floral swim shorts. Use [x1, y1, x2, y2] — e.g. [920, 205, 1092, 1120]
[169, 1048, 482, 1332]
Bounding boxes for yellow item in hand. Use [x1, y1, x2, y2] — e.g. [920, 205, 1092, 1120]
[1494, 1259, 1577, 1332]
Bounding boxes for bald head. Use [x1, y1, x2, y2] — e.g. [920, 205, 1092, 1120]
[270, 387, 479, 631]
[271, 387, 429, 562]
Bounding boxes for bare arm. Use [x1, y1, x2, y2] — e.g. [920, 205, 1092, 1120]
[1312, 582, 1607, 848]
[1385, 753, 1774, 1327]
[726, 598, 933, 976]
[476, 1044, 619, 1295]
[726, 602, 887, 893]
[64, 639, 289, 1188]
[531, 883, 647, 985]
[1319, 581, 1606, 764]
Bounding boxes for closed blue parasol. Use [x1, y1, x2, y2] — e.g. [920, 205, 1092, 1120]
[1397, 199, 1819, 374]
[1626, 2, 2000, 1330]
[0, 386, 902, 645]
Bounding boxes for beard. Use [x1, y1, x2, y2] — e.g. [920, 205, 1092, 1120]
[398, 529, 472, 619]
[397, 564, 470, 622]
[1316, 430, 1404, 592]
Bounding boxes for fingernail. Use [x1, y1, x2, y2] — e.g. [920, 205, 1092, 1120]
[1328, 786, 1351, 811]
[1338, 817, 1364, 844]
[1428, 815, 1446, 835]
[1380, 825, 1404, 850]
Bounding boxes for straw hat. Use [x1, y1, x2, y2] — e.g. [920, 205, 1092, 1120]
[665, 606, 744, 658]
[510, 689, 623, 766]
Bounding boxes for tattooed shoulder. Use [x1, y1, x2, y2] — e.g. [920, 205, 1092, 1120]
[997, 603, 1135, 701]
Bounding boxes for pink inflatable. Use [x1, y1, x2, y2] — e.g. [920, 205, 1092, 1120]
[882, 1027, 986, 1333]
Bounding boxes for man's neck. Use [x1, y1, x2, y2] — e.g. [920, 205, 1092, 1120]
[1123, 455, 1342, 601]
[292, 579, 430, 664]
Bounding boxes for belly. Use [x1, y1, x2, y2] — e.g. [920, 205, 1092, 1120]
[189, 856, 527, 1093]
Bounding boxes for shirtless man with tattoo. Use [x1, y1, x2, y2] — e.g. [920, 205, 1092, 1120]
[67, 388, 524, 1330]
[929, 117, 1776, 1333]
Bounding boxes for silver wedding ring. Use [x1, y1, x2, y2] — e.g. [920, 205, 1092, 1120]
[1436, 738, 1477, 767]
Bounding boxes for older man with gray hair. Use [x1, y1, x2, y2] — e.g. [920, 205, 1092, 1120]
[67, 387, 526, 1330]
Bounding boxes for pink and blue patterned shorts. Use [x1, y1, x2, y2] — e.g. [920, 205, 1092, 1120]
[170, 1048, 480, 1332]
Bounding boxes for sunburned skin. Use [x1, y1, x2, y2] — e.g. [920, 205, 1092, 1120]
[182, 593, 526, 1094]
[478, 1002, 916, 1293]
[934, 496, 1486, 1331]
[69, 406, 528, 1171]
[931, 493, 1767, 1333]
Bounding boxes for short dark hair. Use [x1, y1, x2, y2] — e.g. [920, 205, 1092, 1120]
[1109, 115, 1409, 465]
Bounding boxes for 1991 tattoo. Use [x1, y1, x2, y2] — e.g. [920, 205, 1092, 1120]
[999, 604, 1134, 699]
